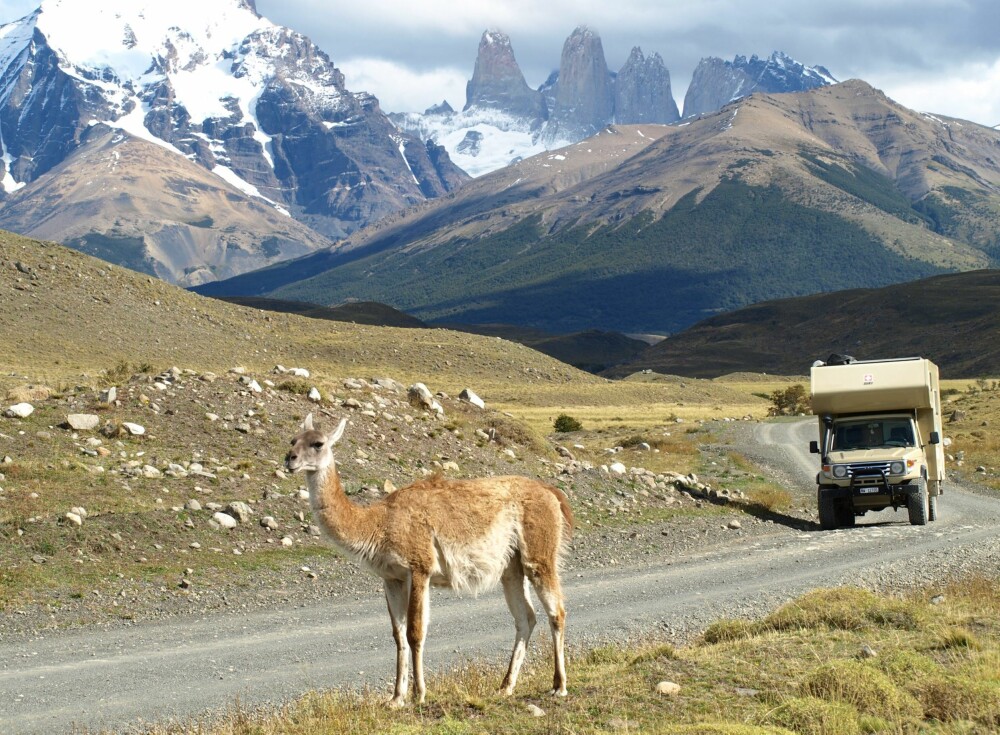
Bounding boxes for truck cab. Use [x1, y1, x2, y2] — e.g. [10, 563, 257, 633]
[809, 357, 944, 529]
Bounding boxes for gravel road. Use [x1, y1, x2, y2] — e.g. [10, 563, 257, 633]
[3, 418, 999, 734]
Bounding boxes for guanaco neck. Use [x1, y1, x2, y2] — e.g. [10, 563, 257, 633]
[306, 462, 384, 558]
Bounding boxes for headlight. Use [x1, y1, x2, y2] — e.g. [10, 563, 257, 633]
[832, 465, 848, 479]
[890, 461, 905, 475]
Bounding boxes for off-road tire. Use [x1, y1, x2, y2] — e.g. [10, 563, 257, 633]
[835, 499, 856, 528]
[818, 488, 838, 530]
[929, 494, 939, 522]
[907, 477, 929, 526]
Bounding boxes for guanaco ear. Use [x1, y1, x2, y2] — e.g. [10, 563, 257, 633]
[303, 413, 314, 431]
[329, 418, 347, 445]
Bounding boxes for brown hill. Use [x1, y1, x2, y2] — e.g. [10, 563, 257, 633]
[606, 269, 1000, 378]
[198, 81, 1000, 336]
[0, 128, 332, 287]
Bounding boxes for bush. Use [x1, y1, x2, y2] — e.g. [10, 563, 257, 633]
[766, 696, 861, 735]
[919, 675, 1000, 725]
[769, 384, 810, 416]
[802, 659, 923, 720]
[553, 414, 583, 433]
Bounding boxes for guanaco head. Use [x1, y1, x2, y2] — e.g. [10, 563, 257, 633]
[285, 413, 347, 473]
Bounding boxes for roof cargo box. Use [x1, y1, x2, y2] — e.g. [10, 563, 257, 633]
[811, 357, 937, 414]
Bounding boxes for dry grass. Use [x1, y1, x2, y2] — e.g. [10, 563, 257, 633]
[131, 578, 1000, 734]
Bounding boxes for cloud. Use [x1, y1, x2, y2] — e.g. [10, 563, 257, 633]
[875, 57, 1000, 128]
[339, 58, 468, 114]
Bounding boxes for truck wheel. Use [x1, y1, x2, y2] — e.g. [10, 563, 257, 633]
[907, 478, 929, 526]
[818, 488, 838, 530]
[929, 494, 938, 522]
[836, 500, 856, 528]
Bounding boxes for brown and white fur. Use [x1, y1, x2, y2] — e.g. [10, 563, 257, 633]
[285, 413, 572, 706]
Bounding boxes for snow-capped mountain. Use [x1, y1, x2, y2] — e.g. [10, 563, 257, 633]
[0, 0, 466, 283]
[394, 30, 827, 177]
[682, 51, 836, 118]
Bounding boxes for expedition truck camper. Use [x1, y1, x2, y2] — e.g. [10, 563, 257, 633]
[809, 356, 945, 529]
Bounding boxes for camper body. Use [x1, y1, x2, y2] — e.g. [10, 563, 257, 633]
[809, 357, 944, 529]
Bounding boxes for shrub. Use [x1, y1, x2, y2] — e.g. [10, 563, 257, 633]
[766, 696, 861, 735]
[764, 587, 922, 632]
[802, 659, 923, 720]
[918, 675, 1000, 725]
[768, 384, 810, 416]
[553, 413, 583, 433]
[702, 619, 756, 644]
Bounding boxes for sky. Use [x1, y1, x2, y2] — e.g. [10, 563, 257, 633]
[1, 0, 998, 127]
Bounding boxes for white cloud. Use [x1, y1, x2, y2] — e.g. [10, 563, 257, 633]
[339, 57, 468, 113]
[875, 57, 1000, 128]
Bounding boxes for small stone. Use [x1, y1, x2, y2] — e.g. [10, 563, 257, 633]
[185, 499, 202, 511]
[656, 681, 681, 696]
[122, 423, 146, 436]
[142, 465, 162, 479]
[930, 594, 945, 605]
[609, 462, 627, 475]
[728, 520, 742, 530]
[247, 380, 263, 393]
[205, 413, 219, 422]
[308, 387, 322, 402]
[260, 516, 279, 530]
[235, 423, 251, 434]
[100, 386, 117, 404]
[859, 645, 878, 659]
[64, 512, 83, 526]
[384, 480, 397, 494]
[280, 536, 294, 547]
[525, 704, 545, 717]
[442, 461, 460, 472]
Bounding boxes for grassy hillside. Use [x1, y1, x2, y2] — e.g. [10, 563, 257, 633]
[269, 179, 944, 334]
[608, 269, 1000, 378]
[195, 81, 1000, 338]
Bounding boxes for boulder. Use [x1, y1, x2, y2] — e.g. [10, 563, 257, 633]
[458, 388, 485, 409]
[408, 383, 444, 414]
[212, 512, 238, 529]
[5, 403, 34, 418]
[67, 414, 100, 431]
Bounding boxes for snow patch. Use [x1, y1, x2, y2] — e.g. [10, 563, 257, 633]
[212, 164, 290, 217]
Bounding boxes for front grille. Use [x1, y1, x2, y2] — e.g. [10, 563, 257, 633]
[847, 462, 891, 486]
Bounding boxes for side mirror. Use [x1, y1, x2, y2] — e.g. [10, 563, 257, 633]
[929, 431, 940, 445]
[809, 440, 820, 454]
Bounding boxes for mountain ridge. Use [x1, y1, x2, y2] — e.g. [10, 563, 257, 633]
[198, 80, 1000, 336]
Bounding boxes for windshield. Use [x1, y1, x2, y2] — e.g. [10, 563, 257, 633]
[832, 418, 915, 451]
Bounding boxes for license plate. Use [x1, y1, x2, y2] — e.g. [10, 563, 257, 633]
[858, 487, 879, 494]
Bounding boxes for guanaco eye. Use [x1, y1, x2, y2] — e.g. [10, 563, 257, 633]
[311, 442, 323, 449]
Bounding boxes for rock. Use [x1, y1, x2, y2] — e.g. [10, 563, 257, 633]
[260, 516, 279, 531]
[142, 465, 162, 479]
[949, 410, 967, 423]
[372, 377, 404, 392]
[227, 501, 253, 523]
[308, 387, 322, 402]
[205, 413, 219, 422]
[525, 703, 545, 717]
[185, 499, 202, 511]
[67, 413, 100, 431]
[235, 423, 252, 434]
[384, 480, 397, 494]
[289, 368, 310, 378]
[408, 383, 444, 415]
[247, 380, 263, 393]
[728, 520, 742, 530]
[458, 388, 485, 409]
[930, 594, 945, 605]
[99, 386, 117, 404]
[64, 512, 83, 526]
[556, 445, 576, 461]
[5, 403, 34, 418]
[609, 462, 627, 476]
[442, 461, 460, 472]
[212, 512, 238, 529]
[122, 423, 145, 436]
[859, 645, 878, 659]
[280, 536, 294, 547]
[5, 384, 51, 402]
[655, 681, 681, 696]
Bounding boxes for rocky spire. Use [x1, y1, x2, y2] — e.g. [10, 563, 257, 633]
[614, 47, 679, 124]
[683, 51, 836, 118]
[464, 29, 546, 122]
[543, 26, 614, 142]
